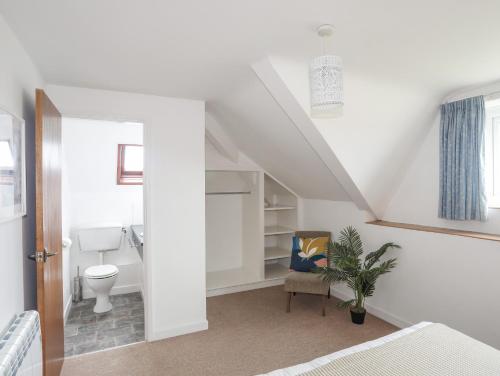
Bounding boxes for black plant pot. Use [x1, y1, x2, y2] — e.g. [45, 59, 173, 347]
[350, 308, 366, 325]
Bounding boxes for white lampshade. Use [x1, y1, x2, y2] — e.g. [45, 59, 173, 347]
[310, 54, 343, 118]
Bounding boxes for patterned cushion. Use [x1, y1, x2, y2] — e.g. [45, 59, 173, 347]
[290, 236, 329, 272]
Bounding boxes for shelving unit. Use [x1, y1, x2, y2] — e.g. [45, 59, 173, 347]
[263, 174, 298, 281]
[264, 225, 294, 236]
[264, 247, 290, 260]
[264, 205, 296, 211]
[264, 263, 289, 280]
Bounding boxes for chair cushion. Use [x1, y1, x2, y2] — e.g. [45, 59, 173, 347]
[284, 271, 330, 295]
[290, 236, 329, 272]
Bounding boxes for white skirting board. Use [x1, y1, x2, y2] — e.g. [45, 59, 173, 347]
[331, 288, 413, 329]
[149, 320, 209, 341]
[207, 278, 284, 297]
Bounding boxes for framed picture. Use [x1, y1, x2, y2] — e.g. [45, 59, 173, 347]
[0, 109, 26, 222]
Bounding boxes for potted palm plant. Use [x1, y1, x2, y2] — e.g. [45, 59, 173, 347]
[316, 226, 399, 324]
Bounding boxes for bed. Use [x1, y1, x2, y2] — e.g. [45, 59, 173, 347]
[258, 322, 500, 376]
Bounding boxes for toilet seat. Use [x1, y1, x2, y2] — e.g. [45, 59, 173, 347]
[85, 264, 119, 279]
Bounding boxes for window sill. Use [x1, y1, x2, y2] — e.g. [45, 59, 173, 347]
[367, 220, 500, 242]
[487, 197, 500, 209]
[117, 180, 143, 185]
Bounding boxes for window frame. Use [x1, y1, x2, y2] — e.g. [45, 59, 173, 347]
[0, 139, 15, 185]
[485, 102, 500, 208]
[116, 143, 143, 185]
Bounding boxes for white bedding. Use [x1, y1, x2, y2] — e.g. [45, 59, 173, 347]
[258, 322, 432, 376]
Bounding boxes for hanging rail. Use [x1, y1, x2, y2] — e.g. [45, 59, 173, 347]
[205, 191, 251, 195]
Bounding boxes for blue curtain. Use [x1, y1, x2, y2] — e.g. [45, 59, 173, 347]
[439, 96, 487, 221]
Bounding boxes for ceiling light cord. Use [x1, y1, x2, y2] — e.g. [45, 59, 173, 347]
[309, 24, 344, 118]
[321, 35, 327, 55]
[317, 24, 334, 55]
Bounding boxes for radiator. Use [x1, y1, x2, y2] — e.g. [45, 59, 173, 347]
[0, 311, 42, 376]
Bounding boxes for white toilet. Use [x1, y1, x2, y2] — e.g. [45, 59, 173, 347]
[78, 223, 123, 313]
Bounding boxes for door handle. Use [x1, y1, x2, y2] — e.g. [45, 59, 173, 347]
[28, 248, 58, 262]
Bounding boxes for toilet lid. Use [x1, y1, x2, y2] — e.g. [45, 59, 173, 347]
[85, 264, 119, 279]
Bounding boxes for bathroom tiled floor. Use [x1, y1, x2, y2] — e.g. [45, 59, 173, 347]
[64, 292, 144, 357]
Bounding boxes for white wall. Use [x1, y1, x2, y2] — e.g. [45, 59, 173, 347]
[61, 118, 143, 301]
[46, 85, 206, 341]
[206, 195, 243, 272]
[0, 15, 44, 330]
[303, 199, 500, 349]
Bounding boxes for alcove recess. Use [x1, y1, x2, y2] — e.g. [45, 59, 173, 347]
[205, 170, 262, 291]
[205, 171, 298, 295]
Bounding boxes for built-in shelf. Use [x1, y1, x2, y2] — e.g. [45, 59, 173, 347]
[367, 220, 500, 242]
[264, 205, 296, 211]
[261, 174, 298, 285]
[264, 247, 291, 260]
[264, 225, 294, 236]
[264, 263, 289, 280]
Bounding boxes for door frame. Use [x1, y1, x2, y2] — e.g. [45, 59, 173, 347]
[58, 113, 152, 343]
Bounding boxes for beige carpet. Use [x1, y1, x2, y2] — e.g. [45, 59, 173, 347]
[61, 286, 396, 376]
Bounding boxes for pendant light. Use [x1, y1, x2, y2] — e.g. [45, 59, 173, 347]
[310, 24, 343, 118]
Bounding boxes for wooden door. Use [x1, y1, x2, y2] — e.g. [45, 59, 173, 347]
[35, 89, 64, 376]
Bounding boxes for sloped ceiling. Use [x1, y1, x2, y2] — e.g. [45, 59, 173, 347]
[209, 70, 350, 200]
[256, 57, 441, 216]
[2, 0, 500, 207]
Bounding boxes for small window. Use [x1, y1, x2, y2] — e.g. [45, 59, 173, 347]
[485, 101, 500, 207]
[117, 144, 143, 185]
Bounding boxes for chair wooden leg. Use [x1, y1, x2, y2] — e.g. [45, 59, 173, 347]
[322, 295, 327, 316]
[286, 292, 292, 313]
[328, 288, 331, 299]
